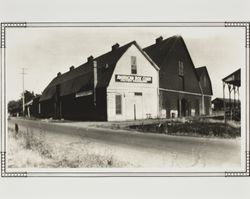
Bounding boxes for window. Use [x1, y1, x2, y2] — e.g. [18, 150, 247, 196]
[115, 95, 122, 115]
[131, 56, 137, 74]
[204, 76, 207, 87]
[179, 76, 184, 91]
[134, 92, 142, 96]
[178, 61, 184, 76]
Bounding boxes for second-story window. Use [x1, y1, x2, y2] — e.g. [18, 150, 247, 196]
[204, 76, 207, 87]
[178, 61, 184, 76]
[131, 56, 137, 74]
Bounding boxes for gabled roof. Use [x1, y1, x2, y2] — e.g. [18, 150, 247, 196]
[143, 35, 178, 67]
[222, 69, 241, 87]
[25, 99, 33, 106]
[196, 66, 206, 78]
[196, 66, 213, 95]
[40, 41, 159, 102]
[25, 96, 41, 106]
[143, 35, 200, 82]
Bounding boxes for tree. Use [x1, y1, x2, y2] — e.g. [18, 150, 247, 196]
[8, 100, 22, 116]
[8, 90, 38, 116]
[23, 90, 36, 103]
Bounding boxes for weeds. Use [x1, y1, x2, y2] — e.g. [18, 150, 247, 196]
[14, 127, 53, 158]
[7, 124, 128, 168]
[129, 119, 240, 138]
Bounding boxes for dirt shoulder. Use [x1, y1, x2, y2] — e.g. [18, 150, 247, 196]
[10, 116, 241, 139]
[7, 118, 241, 169]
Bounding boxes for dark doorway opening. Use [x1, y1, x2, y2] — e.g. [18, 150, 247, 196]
[178, 98, 188, 117]
[181, 98, 188, 117]
[195, 99, 200, 116]
[55, 84, 62, 119]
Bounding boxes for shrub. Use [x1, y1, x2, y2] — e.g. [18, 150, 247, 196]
[129, 121, 240, 138]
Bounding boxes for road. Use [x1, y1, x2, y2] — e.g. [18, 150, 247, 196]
[8, 118, 241, 170]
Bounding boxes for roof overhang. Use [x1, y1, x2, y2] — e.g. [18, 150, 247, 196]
[222, 69, 241, 87]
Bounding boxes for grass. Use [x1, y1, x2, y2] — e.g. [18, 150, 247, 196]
[167, 122, 240, 138]
[7, 125, 129, 168]
[129, 118, 240, 138]
[7, 127, 53, 168]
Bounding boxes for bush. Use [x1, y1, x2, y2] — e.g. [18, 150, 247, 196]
[129, 121, 240, 138]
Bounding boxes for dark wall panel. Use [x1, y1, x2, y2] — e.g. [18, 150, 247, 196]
[40, 88, 108, 121]
[160, 90, 202, 118]
[204, 96, 212, 115]
[159, 39, 202, 94]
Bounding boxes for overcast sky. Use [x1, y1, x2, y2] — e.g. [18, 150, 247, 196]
[5, 26, 245, 102]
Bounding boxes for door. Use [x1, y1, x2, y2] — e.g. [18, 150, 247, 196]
[125, 93, 143, 120]
[134, 95, 143, 120]
[178, 98, 188, 117]
[181, 98, 188, 117]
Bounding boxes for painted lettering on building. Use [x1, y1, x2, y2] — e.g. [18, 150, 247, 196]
[115, 74, 152, 83]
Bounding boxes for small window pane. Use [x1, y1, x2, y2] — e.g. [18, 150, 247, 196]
[178, 61, 184, 76]
[131, 56, 137, 74]
[115, 95, 122, 114]
[204, 76, 207, 86]
[134, 92, 142, 96]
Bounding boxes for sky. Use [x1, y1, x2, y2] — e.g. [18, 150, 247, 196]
[5, 26, 245, 102]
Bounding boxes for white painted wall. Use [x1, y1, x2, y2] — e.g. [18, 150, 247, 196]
[107, 44, 159, 121]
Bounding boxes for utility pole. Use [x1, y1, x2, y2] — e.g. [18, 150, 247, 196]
[223, 82, 226, 123]
[20, 68, 27, 116]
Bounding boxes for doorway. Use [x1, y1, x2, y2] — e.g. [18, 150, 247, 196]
[178, 98, 188, 117]
[125, 93, 143, 120]
[134, 95, 143, 120]
[181, 98, 188, 116]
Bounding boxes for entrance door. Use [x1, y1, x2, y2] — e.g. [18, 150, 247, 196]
[134, 95, 143, 120]
[125, 93, 143, 120]
[181, 98, 188, 117]
[195, 99, 200, 116]
[178, 98, 188, 117]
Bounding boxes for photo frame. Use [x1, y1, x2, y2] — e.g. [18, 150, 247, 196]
[1, 22, 249, 177]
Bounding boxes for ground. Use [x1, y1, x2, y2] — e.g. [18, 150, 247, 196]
[6, 117, 242, 170]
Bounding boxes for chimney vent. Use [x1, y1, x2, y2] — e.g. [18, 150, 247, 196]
[112, 43, 119, 51]
[57, 72, 61, 77]
[88, 55, 94, 63]
[156, 36, 163, 44]
[69, 66, 75, 71]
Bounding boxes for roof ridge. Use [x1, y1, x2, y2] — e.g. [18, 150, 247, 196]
[40, 40, 135, 101]
[56, 41, 135, 78]
[143, 35, 178, 50]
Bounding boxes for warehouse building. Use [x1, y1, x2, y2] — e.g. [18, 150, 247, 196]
[143, 36, 213, 118]
[212, 98, 240, 111]
[39, 41, 159, 121]
[221, 69, 241, 120]
[195, 66, 213, 115]
[38, 35, 213, 121]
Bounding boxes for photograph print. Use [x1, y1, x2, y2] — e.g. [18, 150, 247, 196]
[1, 22, 249, 177]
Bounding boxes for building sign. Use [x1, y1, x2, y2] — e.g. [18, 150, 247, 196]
[115, 74, 152, 83]
[75, 90, 93, 98]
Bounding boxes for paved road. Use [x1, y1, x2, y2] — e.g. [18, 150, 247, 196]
[8, 118, 241, 169]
